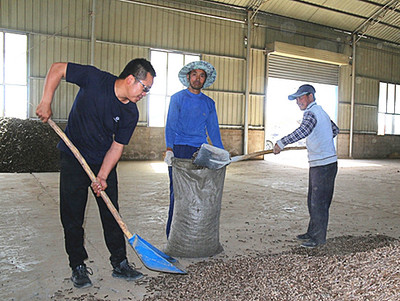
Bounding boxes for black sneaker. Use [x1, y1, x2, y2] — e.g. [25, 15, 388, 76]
[296, 233, 311, 241]
[301, 240, 325, 249]
[71, 264, 93, 288]
[112, 259, 143, 281]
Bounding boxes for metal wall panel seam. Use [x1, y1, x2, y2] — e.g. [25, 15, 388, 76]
[118, 0, 246, 24]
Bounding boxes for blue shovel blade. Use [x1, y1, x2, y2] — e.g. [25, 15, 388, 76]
[128, 234, 186, 274]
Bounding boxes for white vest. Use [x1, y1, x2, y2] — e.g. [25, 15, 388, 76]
[306, 102, 337, 167]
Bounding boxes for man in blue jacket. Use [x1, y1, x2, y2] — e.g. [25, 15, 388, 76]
[273, 84, 339, 248]
[164, 60, 224, 238]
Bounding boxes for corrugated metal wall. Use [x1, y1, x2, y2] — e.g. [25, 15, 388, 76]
[1, 0, 352, 130]
[2, 0, 400, 156]
[29, 35, 90, 118]
[2, 0, 261, 127]
[1, 0, 91, 37]
[249, 49, 265, 127]
[348, 42, 400, 134]
[338, 65, 352, 132]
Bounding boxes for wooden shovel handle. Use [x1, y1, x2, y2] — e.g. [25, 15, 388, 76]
[47, 119, 133, 239]
[236, 146, 306, 161]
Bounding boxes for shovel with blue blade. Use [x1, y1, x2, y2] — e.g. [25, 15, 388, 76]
[48, 119, 186, 274]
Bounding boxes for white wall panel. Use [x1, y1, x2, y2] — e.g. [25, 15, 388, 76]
[338, 65, 352, 104]
[29, 79, 79, 120]
[1, 0, 92, 38]
[356, 77, 379, 106]
[391, 54, 400, 83]
[357, 44, 394, 81]
[203, 55, 245, 93]
[94, 43, 149, 75]
[96, 0, 246, 58]
[30, 35, 91, 77]
[337, 65, 352, 132]
[354, 105, 377, 133]
[338, 103, 351, 131]
[353, 76, 379, 133]
[249, 95, 264, 126]
[205, 91, 244, 126]
[29, 35, 91, 118]
[250, 49, 265, 94]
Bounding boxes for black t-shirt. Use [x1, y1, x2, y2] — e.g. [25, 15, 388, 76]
[57, 63, 139, 164]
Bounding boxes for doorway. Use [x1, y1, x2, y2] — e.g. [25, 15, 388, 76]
[265, 78, 338, 149]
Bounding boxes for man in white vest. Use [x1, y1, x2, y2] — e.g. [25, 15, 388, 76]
[273, 84, 339, 248]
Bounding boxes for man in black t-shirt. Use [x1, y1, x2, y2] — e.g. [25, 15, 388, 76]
[36, 59, 156, 288]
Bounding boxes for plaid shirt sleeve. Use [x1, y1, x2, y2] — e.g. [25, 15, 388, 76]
[331, 120, 339, 137]
[280, 111, 317, 147]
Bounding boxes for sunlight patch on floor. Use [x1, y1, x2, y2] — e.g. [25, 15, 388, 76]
[264, 150, 382, 169]
[338, 160, 382, 168]
[150, 162, 168, 173]
[263, 150, 309, 169]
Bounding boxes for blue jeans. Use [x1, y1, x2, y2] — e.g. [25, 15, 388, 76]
[166, 145, 199, 238]
[60, 152, 126, 269]
[306, 162, 338, 244]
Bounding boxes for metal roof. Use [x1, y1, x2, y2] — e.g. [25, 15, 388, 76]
[203, 0, 400, 46]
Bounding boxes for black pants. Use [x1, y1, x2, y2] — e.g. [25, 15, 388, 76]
[306, 162, 338, 244]
[60, 152, 126, 269]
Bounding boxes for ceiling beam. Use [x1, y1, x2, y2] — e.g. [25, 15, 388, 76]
[354, 0, 400, 41]
[291, 0, 400, 32]
[357, 0, 400, 14]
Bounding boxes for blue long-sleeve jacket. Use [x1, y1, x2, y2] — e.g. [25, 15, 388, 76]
[165, 89, 224, 149]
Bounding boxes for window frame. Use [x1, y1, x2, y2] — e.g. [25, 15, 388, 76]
[378, 82, 400, 136]
[148, 49, 200, 127]
[0, 31, 28, 119]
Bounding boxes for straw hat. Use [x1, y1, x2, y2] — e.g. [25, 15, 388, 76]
[178, 60, 217, 89]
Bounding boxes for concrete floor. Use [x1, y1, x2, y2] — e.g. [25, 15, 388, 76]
[1, 150, 399, 300]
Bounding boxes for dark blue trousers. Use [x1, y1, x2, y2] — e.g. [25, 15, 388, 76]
[306, 162, 338, 244]
[60, 152, 126, 269]
[166, 145, 199, 238]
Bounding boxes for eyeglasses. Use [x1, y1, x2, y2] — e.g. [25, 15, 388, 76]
[134, 76, 151, 93]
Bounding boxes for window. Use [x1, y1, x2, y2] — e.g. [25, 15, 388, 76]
[148, 50, 200, 127]
[378, 82, 400, 135]
[0, 32, 28, 119]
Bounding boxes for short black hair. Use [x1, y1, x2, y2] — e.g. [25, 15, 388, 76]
[118, 58, 156, 80]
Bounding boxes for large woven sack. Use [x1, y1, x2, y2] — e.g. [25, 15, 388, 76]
[165, 158, 226, 258]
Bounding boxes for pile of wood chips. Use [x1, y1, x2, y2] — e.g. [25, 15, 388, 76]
[142, 235, 400, 301]
[0, 117, 60, 172]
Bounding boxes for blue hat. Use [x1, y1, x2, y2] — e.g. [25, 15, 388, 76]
[178, 60, 217, 89]
[288, 84, 316, 100]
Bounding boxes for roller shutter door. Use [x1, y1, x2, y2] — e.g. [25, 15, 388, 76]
[268, 54, 339, 86]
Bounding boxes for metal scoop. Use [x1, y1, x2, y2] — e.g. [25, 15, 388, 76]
[193, 143, 305, 169]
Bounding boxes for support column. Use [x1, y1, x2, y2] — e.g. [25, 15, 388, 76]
[243, 10, 252, 155]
